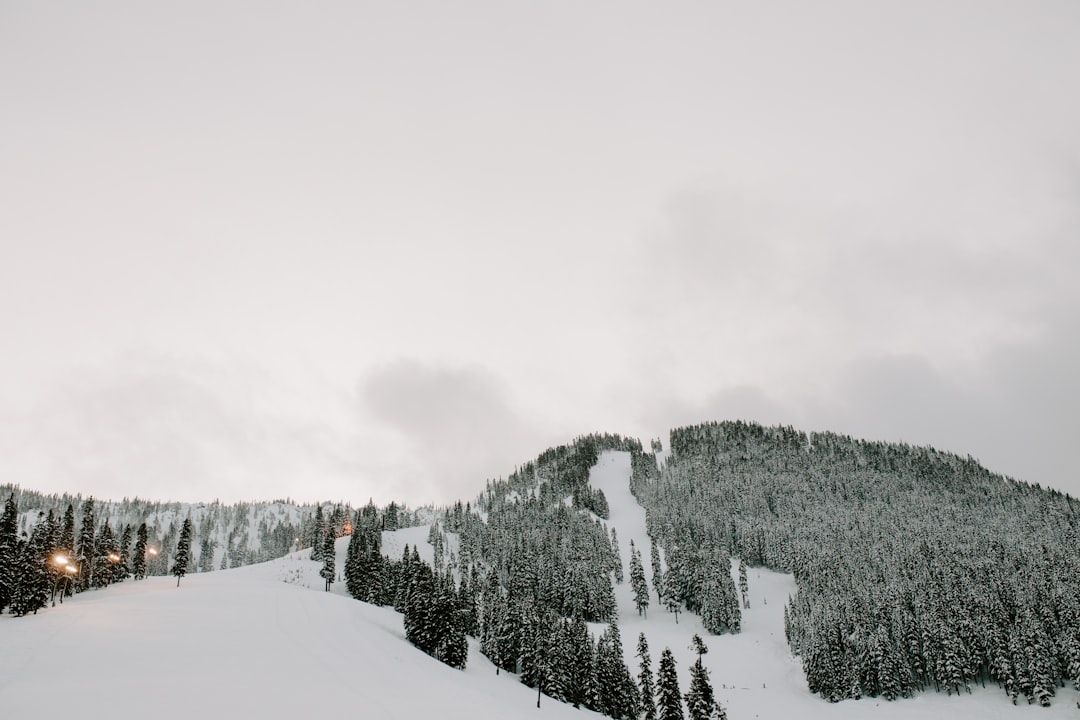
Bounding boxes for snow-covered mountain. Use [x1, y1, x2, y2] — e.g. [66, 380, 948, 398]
[3, 423, 1079, 720]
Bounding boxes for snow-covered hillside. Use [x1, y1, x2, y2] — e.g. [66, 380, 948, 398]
[0, 529, 602, 720]
[3, 451, 1076, 720]
[588, 450, 1079, 720]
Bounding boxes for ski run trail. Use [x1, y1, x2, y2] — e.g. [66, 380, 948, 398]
[1, 450, 1076, 719]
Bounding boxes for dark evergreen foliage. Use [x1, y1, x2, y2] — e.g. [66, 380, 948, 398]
[132, 523, 148, 580]
[319, 522, 335, 591]
[634, 420, 1080, 707]
[91, 520, 119, 588]
[610, 528, 624, 584]
[344, 503, 389, 604]
[11, 518, 51, 616]
[172, 518, 192, 587]
[308, 505, 325, 561]
[402, 560, 468, 669]
[596, 623, 639, 719]
[650, 540, 664, 607]
[630, 540, 649, 617]
[638, 632, 657, 720]
[685, 635, 721, 720]
[0, 494, 17, 613]
[75, 496, 95, 591]
[463, 435, 639, 625]
[656, 647, 684, 720]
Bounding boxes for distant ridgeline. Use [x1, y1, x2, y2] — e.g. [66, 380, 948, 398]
[0, 486, 424, 616]
[632, 421, 1080, 707]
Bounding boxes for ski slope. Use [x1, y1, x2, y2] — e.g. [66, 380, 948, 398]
[588, 450, 1079, 720]
[0, 530, 599, 720]
[4, 459, 1077, 720]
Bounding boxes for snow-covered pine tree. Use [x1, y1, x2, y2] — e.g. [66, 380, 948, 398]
[11, 518, 51, 616]
[520, 606, 555, 704]
[172, 518, 192, 587]
[663, 558, 681, 623]
[630, 542, 649, 618]
[435, 569, 467, 668]
[403, 556, 434, 652]
[58, 504, 75, 597]
[344, 509, 365, 598]
[132, 523, 148, 580]
[479, 568, 500, 665]
[0, 494, 17, 613]
[320, 522, 335, 591]
[685, 635, 718, 720]
[309, 505, 324, 561]
[638, 632, 656, 720]
[650, 540, 664, 605]
[656, 647, 684, 720]
[595, 623, 639, 719]
[91, 520, 117, 589]
[197, 532, 215, 573]
[117, 525, 132, 581]
[457, 564, 480, 637]
[565, 615, 597, 709]
[611, 528, 624, 584]
[699, 560, 740, 635]
[738, 559, 749, 609]
[76, 497, 96, 591]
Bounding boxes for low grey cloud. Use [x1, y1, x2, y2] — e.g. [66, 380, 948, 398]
[639, 305, 1080, 497]
[359, 359, 545, 503]
[621, 153, 1080, 498]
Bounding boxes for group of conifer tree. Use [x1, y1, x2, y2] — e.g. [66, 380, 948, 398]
[339, 435, 680, 718]
[634, 420, 1080, 708]
[4, 484, 401, 574]
[341, 501, 469, 668]
[0, 494, 198, 615]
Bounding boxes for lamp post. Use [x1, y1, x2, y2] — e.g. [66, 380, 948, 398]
[50, 555, 78, 606]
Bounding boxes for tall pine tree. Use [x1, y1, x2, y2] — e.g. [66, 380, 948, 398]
[630, 542, 649, 618]
[320, 522, 335, 591]
[11, 519, 51, 616]
[132, 523, 148, 580]
[685, 635, 719, 720]
[76, 497, 96, 592]
[0, 494, 17, 613]
[638, 632, 657, 720]
[172, 519, 192, 587]
[650, 540, 664, 605]
[657, 647, 684, 720]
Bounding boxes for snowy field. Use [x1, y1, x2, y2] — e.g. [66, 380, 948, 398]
[589, 450, 1080, 720]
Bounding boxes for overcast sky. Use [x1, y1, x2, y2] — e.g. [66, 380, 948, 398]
[2, 1, 1078, 506]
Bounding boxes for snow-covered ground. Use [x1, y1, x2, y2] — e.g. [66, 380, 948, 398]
[0, 529, 600, 720]
[589, 449, 1080, 720]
